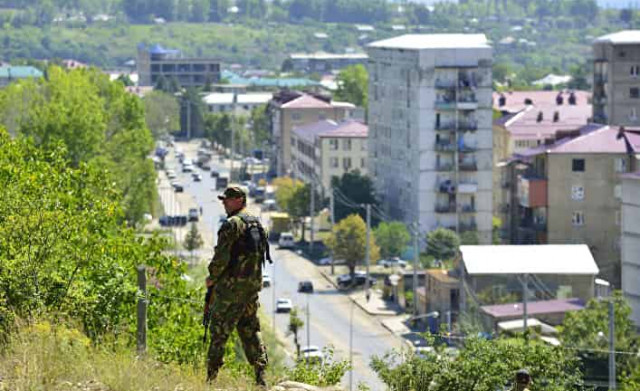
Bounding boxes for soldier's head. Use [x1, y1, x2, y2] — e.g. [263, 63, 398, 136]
[218, 186, 247, 214]
[515, 369, 531, 387]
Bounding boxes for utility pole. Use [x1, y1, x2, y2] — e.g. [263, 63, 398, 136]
[272, 263, 276, 334]
[365, 204, 371, 301]
[136, 265, 147, 355]
[609, 296, 616, 390]
[412, 223, 419, 317]
[186, 100, 191, 140]
[230, 118, 235, 182]
[310, 182, 315, 257]
[349, 301, 354, 391]
[330, 189, 335, 275]
[306, 293, 311, 362]
[523, 273, 528, 339]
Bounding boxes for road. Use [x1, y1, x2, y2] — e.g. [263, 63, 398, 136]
[160, 141, 404, 391]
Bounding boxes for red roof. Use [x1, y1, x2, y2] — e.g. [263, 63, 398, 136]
[481, 298, 585, 319]
[281, 94, 333, 109]
[293, 119, 367, 142]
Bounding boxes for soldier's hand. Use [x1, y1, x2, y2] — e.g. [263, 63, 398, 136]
[205, 276, 214, 288]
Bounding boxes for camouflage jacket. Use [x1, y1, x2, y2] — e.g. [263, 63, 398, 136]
[208, 208, 263, 297]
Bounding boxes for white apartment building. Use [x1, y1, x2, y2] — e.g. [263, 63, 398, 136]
[367, 34, 493, 243]
[622, 171, 640, 328]
[291, 119, 368, 194]
[202, 92, 273, 115]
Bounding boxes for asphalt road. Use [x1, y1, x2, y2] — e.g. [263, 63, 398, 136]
[163, 142, 404, 391]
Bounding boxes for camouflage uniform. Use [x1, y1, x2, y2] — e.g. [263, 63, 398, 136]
[206, 187, 268, 384]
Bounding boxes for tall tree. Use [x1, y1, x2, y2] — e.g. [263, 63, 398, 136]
[184, 222, 204, 262]
[426, 228, 460, 262]
[143, 90, 180, 140]
[326, 214, 380, 277]
[335, 64, 368, 108]
[331, 170, 378, 223]
[287, 307, 304, 358]
[374, 221, 410, 259]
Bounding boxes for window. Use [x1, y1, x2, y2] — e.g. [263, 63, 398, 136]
[615, 157, 628, 173]
[318, 112, 327, 121]
[343, 139, 352, 151]
[329, 139, 338, 150]
[631, 87, 640, 99]
[291, 111, 302, 121]
[631, 108, 638, 121]
[330, 157, 339, 168]
[343, 157, 352, 170]
[361, 157, 366, 168]
[571, 185, 584, 200]
[572, 159, 585, 172]
[361, 141, 367, 151]
[616, 211, 621, 226]
[572, 211, 585, 226]
[615, 184, 622, 199]
[632, 66, 640, 77]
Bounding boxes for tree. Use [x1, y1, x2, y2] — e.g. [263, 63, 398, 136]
[286, 183, 323, 241]
[204, 112, 232, 147]
[373, 221, 410, 259]
[426, 228, 460, 262]
[335, 64, 368, 108]
[249, 105, 270, 147]
[326, 214, 380, 277]
[180, 87, 206, 138]
[116, 73, 134, 87]
[287, 306, 304, 358]
[561, 291, 640, 387]
[184, 223, 204, 262]
[460, 231, 479, 245]
[273, 177, 303, 216]
[143, 90, 180, 140]
[331, 170, 378, 223]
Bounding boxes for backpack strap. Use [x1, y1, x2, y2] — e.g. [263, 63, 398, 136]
[237, 213, 272, 266]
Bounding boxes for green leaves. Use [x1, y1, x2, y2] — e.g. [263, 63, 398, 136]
[374, 221, 410, 259]
[426, 228, 461, 262]
[326, 214, 380, 275]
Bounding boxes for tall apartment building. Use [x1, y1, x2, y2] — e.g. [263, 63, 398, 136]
[508, 126, 640, 286]
[367, 34, 493, 243]
[267, 91, 355, 177]
[291, 119, 368, 194]
[621, 171, 640, 327]
[593, 31, 640, 126]
[137, 44, 220, 88]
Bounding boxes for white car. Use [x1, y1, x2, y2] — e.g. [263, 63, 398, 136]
[166, 170, 177, 180]
[300, 345, 324, 365]
[278, 232, 295, 249]
[262, 273, 271, 288]
[275, 298, 293, 313]
[379, 257, 408, 268]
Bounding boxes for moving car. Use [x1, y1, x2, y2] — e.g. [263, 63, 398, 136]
[166, 170, 177, 180]
[379, 257, 408, 268]
[337, 271, 377, 289]
[262, 273, 271, 288]
[262, 199, 277, 211]
[188, 208, 199, 222]
[278, 232, 295, 249]
[300, 346, 324, 365]
[192, 172, 202, 182]
[275, 298, 293, 313]
[211, 170, 219, 178]
[182, 164, 194, 173]
[297, 280, 314, 293]
[172, 182, 184, 192]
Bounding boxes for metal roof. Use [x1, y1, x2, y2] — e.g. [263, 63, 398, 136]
[0, 66, 43, 79]
[460, 244, 599, 275]
[594, 30, 640, 45]
[368, 34, 490, 50]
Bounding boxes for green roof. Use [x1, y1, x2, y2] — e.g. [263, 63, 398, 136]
[0, 66, 43, 79]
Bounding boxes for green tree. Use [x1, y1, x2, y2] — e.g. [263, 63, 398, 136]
[373, 221, 410, 259]
[286, 183, 323, 241]
[183, 222, 204, 262]
[116, 73, 134, 87]
[335, 64, 368, 108]
[287, 306, 304, 358]
[460, 231, 479, 245]
[331, 170, 378, 224]
[326, 214, 380, 277]
[426, 228, 460, 262]
[249, 104, 270, 147]
[143, 90, 180, 140]
[273, 177, 303, 215]
[180, 87, 206, 138]
[204, 112, 232, 147]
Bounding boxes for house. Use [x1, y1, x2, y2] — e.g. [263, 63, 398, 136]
[481, 298, 585, 328]
[137, 43, 220, 88]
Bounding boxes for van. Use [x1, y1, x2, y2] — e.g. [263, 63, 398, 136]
[216, 176, 229, 190]
[278, 232, 295, 249]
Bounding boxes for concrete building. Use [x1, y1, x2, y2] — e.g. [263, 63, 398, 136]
[202, 92, 273, 115]
[291, 119, 368, 194]
[621, 171, 640, 327]
[284, 52, 368, 74]
[492, 90, 592, 234]
[268, 90, 355, 176]
[422, 269, 460, 324]
[367, 34, 494, 242]
[507, 126, 640, 286]
[137, 44, 220, 88]
[593, 30, 640, 126]
[0, 66, 43, 87]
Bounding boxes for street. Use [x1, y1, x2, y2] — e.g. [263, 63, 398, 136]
[158, 141, 405, 391]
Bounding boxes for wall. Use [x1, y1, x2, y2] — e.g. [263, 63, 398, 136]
[621, 176, 640, 327]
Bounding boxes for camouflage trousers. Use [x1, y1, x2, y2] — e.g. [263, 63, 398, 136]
[206, 293, 268, 382]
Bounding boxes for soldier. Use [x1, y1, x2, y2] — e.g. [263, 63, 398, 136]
[511, 369, 532, 391]
[205, 186, 268, 386]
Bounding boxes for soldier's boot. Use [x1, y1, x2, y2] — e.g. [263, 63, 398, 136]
[255, 367, 267, 387]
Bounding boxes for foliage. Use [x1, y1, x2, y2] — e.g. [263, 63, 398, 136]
[459, 231, 479, 245]
[426, 228, 460, 262]
[371, 337, 583, 391]
[286, 346, 350, 387]
[331, 170, 379, 224]
[374, 221, 410, 259]
[287, 306, 304, 357]
[183, 222, 204, 258]
[326, 214, 380, 276]
[272, 177, 304, 214]
[560, 291, 640, 386]
[204, 112, 232, 147]
[248, 104, 270, 147]
[143, 90, 180, 140]
[180, 87, 206, 138]
[335, 64, 368, 108]
[477, 287, 519, 305]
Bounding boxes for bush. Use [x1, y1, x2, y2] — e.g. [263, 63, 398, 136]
[286, 346, 350, 387]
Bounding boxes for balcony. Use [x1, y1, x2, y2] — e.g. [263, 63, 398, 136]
[519, 220, 547, 232]
[436, 163, 454, 171]
[594, 74, 608, 84]
[435, 204, 456, 213]
[436, 122, 456, 131]
[458, 122, 478, 132]
[435, 99, 456, 110]
[435, 79, 457, 89]
[457, 181, 478, 193]
[459, 143, 478, 152]
[459, 161, 478, 171]
[460, 204, 476, 213]
[435, 141, 455, 152]
[460, 221, 477, 232]
[517, 176, 548, 208]
[437, 179, 456, 193]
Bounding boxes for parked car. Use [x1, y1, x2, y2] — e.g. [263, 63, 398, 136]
[211, 170, 220, 178]
[337, 271, 377, 289]
[172, 182, 184, 192]
[298, 280, 314, 293]
[300, 345, 324, 365]
[278, 232, 295, 249]
[379, 257, 408, 268]
[166, 170, 177, 180]
[201, 164, 211, 171]
[262, 199, 277, 211]
[188, 208, 199, 222]
[275, 298, 293, 313]
[159, 215, 188, 227]
[182, 164, 194, 173]
[192, 172, 202, 182]
[262, 273, 272, 288]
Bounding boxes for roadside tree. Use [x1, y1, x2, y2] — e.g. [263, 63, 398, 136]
[335, 64, 368, 108]
[426, 228, 460, 262]
[326, 214, 380, 277]
[183, 223, 204, 263]
[330, 170, 378, 224]
[143, 90, 180, 140]
[287, 306, 304, 358]
[373, 221, 410, 259]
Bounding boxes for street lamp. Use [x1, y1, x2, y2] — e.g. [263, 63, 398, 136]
[595, 278, 616, 391]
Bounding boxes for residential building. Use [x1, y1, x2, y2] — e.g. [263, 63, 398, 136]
[505, 126, 640, 286]
[268, 90, 355, 176]
[481, 298, 585, 328]
[593, 30, 640, 126]
[422, 269, 460, 324]
[284, 52, 368, 74]
[202, 92, 273, 115]
[367, 34, 494, 242]
[0, 66, 43, 87]
[492, 90, 592, 233]
[137, 43, 220, 88]
[291, 119, 368, 194]
[621, 171, 640, 327]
